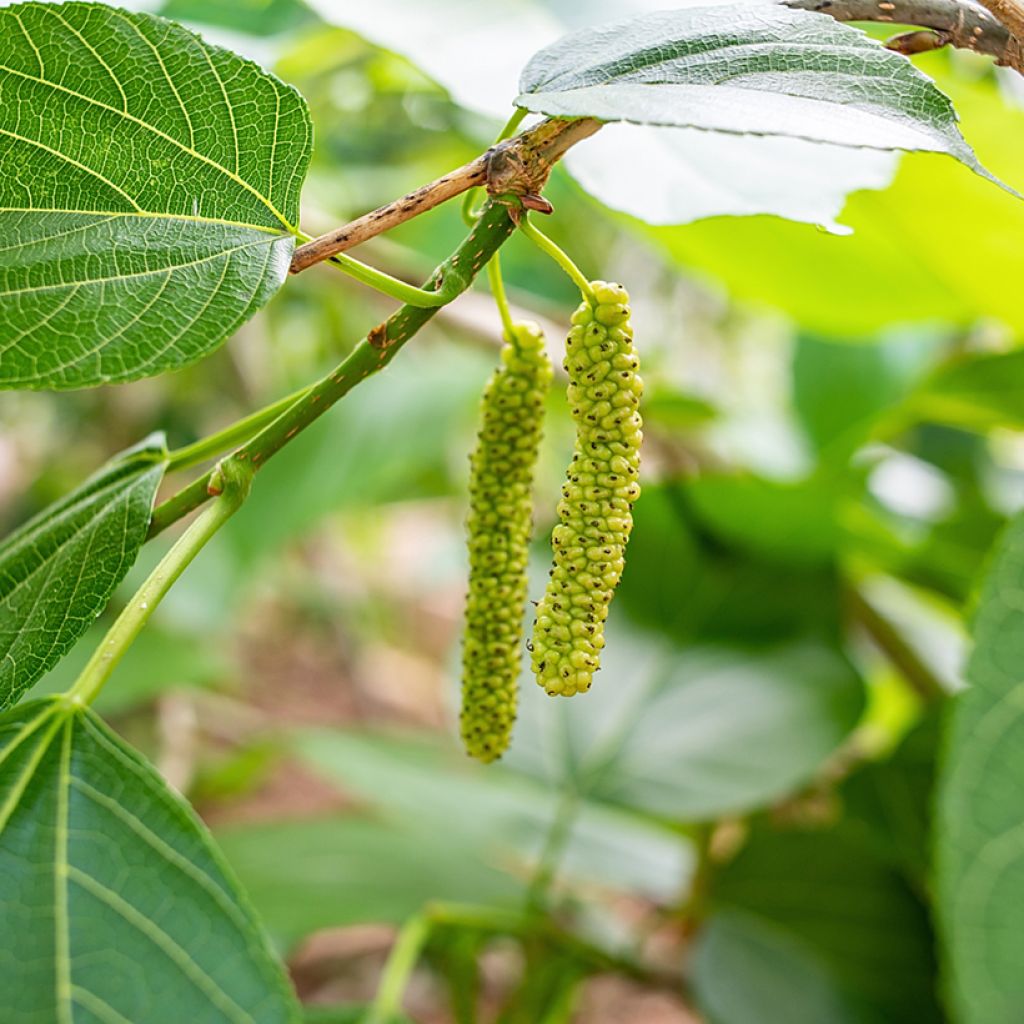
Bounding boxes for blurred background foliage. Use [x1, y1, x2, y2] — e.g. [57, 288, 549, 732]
[3, 0, 1023, 1020]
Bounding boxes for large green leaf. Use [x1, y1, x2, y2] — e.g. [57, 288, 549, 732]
[646, 64, 1024, 336]
[937, 511, 1024, 1022]
[309, 0, 904, 229]
[0, 697, 299, 1023]
[517, 5, 986, 170]
[294, 730, 691, 905]
[216, 815, 524, 948]
[0, 435, 167, 712]
[507, 627, 865, 822]
[694, 825, 942, 1023]
[0, 2, 312, 390]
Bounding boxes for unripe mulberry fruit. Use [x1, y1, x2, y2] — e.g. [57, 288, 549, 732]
[531, 282, 642, 697]
[461, 321, 553, 761]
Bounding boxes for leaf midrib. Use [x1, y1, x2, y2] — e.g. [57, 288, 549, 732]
[0, 59, 295, 233]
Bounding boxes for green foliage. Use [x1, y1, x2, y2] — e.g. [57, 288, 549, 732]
[694, 825, 942, 1023]
[0, 435, 167, 712]
[511, 627, 865, 821]
[0, 1, 311, 389]
[0, 697, 299, 1023]
[937, 510, 1024, 1023]
[462, 321, 552, 761]
[532, 283, 642, 696]
[517, 6, 988, 169]
[647, 66, 1024, 336]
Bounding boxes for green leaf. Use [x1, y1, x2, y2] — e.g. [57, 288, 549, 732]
[158, 0, 317, 38]
[508, 629, 865, 821]
[0, 435, 167, 712]
[0, 2, 312, 390]
[292, 730, 690, 906]
[517, 5, 989, 173]
[937, 510, 1024, 1022]
[216, 814, 523, 948]
[695, 825, 942, 1023]
[693, 910, 862, 1024]
[644, 68, 1024, 336]
[906, 348, 1024, 433]
[0, 697, 299, 1023]
[843, 713, 939, 887]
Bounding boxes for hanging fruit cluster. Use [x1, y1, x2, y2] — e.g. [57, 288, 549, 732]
[459, 271, 642, 762]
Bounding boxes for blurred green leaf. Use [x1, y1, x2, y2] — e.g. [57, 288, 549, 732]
[0, 435, 167, 712]
[647, 64, 1024, 336]
[685, 472, 846, 566]
[695, 825, 942, 1023]
[303, 1009, 411, 1024]
[0, 697, 298, 1023]
[292, 729, 691, 904]
[216, 814, 524, 948]
[508, 628, 865, 822]
[619, 486, 844, 644]
[843, 713, 939, 887]
[694, 910, 862, 1024]
[0, 2, 311, 389]
[792, 331, 940, 458]
[518, 7, 988, 169]
[906, 347, 1024, 433]
[158, 0, 317, 36]
[937, 509, 1024, 1023]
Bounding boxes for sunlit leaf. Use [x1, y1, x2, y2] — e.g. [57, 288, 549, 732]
[0, 2, 312, 389]
[518, 6, 988, 169]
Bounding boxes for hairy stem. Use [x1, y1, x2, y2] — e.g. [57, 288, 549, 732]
[67, 462, 252, 706]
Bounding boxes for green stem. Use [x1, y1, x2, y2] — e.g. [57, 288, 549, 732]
[166, 386, 312, 471]
[149, 201, 517, 538]
[364, 912, 433, 1024]
[487, 252, 516, 340]
[325, 249, 466, 308]
[518, 217, 596, 305]
[65, 462, 252, 707]
[526, 789, 580, 914]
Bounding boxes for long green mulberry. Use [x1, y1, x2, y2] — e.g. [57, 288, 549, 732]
[461, 321, 553, 761]
[531, 282, 642, 697]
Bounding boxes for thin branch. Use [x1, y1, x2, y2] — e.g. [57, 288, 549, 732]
[290, 154, 489, 274]
[846, 586, 948, 702]
[784, 0, 1024, 72]
[289, 116, 600, 275]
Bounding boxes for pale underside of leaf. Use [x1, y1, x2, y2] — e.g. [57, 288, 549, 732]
[516, 5, 988, 176]
[0, 436, 167, 711]
[0, 2, 312, 390]
[0, 697, 299, 1023]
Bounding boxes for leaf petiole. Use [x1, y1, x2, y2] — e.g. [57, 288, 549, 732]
[323, 250, 467, 308]
[166, 385, 313, 472]
[63, 460, 252, 708]
[518, 216, 597, 305]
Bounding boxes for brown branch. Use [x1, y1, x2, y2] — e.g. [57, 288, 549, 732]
[290, 116, 601, 275]
[783, 0, 1024, 72]
[973, 0, 1024, 48]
